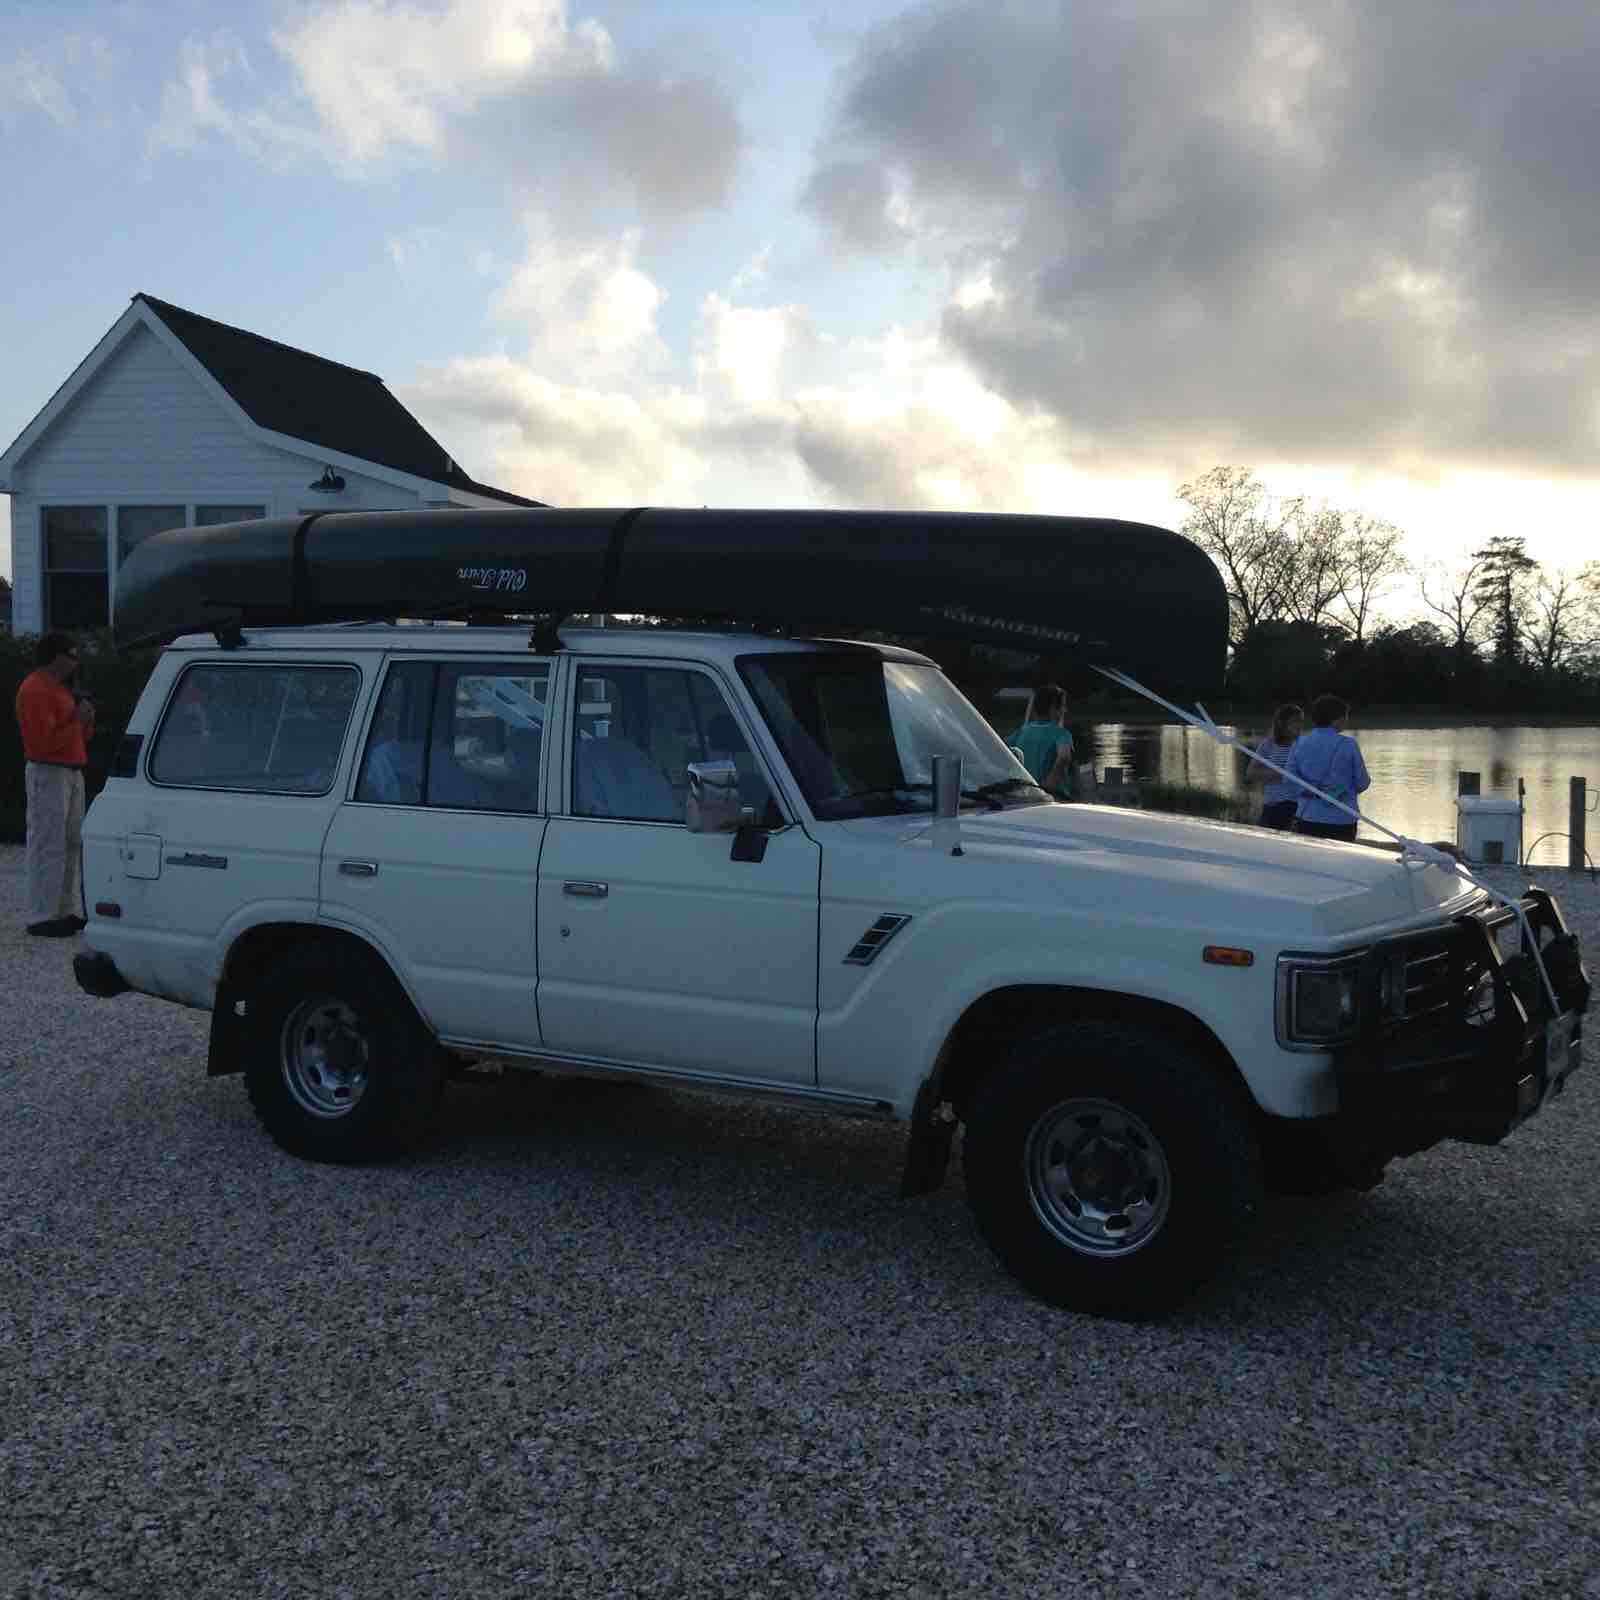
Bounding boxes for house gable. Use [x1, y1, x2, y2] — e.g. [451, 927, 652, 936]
[4, 325, 437, 633]
[1, 292, 543, 632]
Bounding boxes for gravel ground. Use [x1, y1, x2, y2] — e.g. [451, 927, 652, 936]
[2, 846, 1597, 1599]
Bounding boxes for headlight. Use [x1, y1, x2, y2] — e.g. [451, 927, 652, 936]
[1276, 954, 1364, 1048]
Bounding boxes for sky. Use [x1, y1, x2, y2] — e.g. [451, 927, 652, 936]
[3, 0, 1597, 612]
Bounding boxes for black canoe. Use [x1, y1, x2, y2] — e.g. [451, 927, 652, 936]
[111, 505, 1227, 698]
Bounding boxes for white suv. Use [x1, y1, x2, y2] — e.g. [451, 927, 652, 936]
[72, 508, 1591, 1317]
[74, 619, 1591, 1317]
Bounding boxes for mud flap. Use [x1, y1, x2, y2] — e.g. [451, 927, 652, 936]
[900, 1077, 959, 1198]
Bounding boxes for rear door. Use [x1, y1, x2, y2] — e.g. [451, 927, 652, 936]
[318, 654, 552, 1048]
[102, 657, 365, 1003]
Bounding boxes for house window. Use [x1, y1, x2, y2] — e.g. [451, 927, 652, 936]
[117, 505, 186, 566]
[43, 507, 109, 630]
[195, 505, 266, 526]
[39, 502, 268, 629]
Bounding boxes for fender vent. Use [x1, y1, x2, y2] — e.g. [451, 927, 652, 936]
[843, 914, 911, 966]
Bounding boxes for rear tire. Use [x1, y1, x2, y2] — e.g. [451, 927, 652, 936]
[242, 947, 444, 1163]
[964, 1021, 1262, 1318]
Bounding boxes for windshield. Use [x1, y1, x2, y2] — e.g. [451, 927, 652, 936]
[739, 654, 1046, 819]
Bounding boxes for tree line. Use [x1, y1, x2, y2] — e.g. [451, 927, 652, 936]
[1177, 466, 1600, 712]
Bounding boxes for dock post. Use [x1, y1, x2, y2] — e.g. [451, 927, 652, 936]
[1572, 778, 1587, 873]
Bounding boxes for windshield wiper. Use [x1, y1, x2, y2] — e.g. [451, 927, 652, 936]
[968, 777, 1048, 801]
[835, 781, 1006, 811]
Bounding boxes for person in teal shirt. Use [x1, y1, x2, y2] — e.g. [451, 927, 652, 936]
[1011, 683, 1075, 800]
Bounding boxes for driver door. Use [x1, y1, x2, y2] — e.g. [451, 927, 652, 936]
[535, 661, 820, 1084]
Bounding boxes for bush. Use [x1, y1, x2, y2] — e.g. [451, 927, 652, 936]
[1, 631, 162, 844]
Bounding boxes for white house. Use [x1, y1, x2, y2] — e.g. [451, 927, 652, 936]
[0, 293, 542, 636]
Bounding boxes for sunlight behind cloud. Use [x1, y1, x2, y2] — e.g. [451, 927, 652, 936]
[490, 222, 667, 371]
[271, 0, 611, 164]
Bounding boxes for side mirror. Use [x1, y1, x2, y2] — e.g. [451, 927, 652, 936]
[686, 759, 743, 833]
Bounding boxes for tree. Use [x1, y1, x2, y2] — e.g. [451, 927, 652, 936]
[1526, 569, 1592, 678]
[1419, 556, 1492, 660]
[1179, 469, 1410, 652]
[1176, 467, 1301, 649]
[1226, 619, 1338, 704]
[1277, 506, 1347, 631]
[1329, 515, 1407, 645]
[1334, 621, 1454, 706]
[1470, 536, 1539, 667]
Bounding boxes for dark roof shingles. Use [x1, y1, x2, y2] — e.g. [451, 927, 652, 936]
[136, 294, 541, 507]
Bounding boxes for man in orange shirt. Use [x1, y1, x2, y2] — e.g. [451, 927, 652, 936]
[14, 632, 96, 936]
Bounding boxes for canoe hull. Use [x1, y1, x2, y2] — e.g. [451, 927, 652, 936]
[112, 505, 1227, 696]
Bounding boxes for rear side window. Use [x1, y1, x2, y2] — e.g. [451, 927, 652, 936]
[149, 663, 360, 795]
[354, 659, 551, 814]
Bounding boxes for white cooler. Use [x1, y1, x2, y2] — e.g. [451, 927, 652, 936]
[1455, 796, 1523, 864]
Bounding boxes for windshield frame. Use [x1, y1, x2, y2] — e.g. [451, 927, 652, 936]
[736, 649, 1048, 820]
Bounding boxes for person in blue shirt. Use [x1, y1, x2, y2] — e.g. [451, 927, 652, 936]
[1285, 693, 1371, 841]
[1245, 702, 1304, 829]
[1010, 683, 1075, 800]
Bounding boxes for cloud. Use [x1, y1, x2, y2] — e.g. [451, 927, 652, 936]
[249, 0, 743, 213]
[395, 218, 1182, 520]
[270, 0, 612, 165]
[145, 35, 324, 167]
[1, 33, 114, 131]
[801, 0, 1600, 481]
[489, 222, 668, 373]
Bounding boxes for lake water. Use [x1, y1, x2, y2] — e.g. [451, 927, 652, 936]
[1073, 721, 1599, 867]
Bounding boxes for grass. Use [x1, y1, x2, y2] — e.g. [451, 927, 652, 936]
[1135, 781, 1257, 826]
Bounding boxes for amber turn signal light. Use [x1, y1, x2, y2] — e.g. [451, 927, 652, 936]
[1203, 945, 1254, 967]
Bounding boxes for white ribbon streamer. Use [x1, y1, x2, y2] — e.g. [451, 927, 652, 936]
[1090, 664, 1562, 1017]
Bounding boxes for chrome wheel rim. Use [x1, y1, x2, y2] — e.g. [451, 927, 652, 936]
[1024, 1098, 1172, 1257]
[280, 997, 371, 1119]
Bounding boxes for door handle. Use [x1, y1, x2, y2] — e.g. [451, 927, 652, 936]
[339, 860, 379, 878]
[563, 880, 608, 898]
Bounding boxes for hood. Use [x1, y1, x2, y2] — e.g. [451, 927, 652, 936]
[837, 801, 1481, 942]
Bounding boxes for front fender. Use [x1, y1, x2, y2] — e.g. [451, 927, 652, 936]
[817, 899, 1331, 1118]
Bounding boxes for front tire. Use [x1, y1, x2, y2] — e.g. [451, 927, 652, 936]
[964, 1021, 1262, 1318]
[242, 947, 444, 1163]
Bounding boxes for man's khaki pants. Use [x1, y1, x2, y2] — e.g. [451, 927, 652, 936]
[24, 763, 85, 925]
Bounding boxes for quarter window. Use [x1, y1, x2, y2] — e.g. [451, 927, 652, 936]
[150, 664, 360, 794]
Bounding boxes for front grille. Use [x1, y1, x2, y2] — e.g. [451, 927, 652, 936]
[1387, 938, 1458, 1024]
[1357, 889, 1590, 1067]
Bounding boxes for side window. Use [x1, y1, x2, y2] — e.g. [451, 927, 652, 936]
[355, 661, 434, 805]
[427, 662, 551, 813]
[149, 664, 359, 794]
[572, 667, 778, 825]
[355, 659, 551, 813]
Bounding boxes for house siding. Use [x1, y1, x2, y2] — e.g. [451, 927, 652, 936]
[7, 322, 427, 633]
